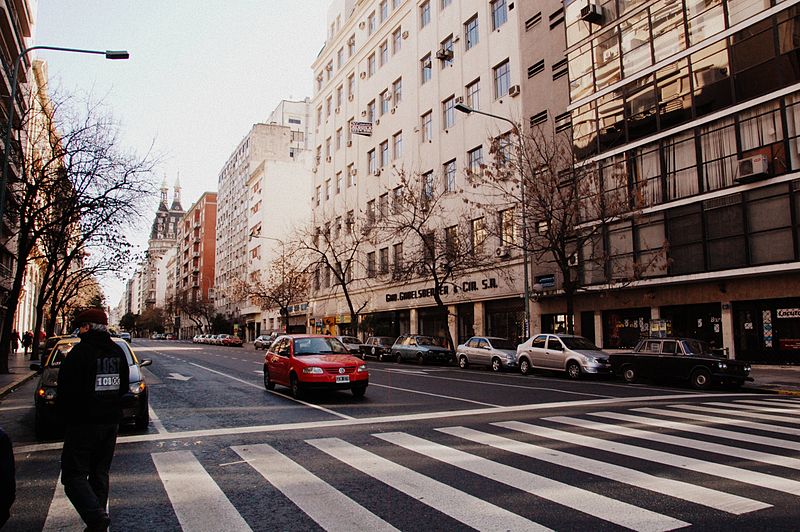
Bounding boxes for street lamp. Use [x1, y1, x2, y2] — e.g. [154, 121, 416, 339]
[455, 103, 532, 339]
[0, 45, 129, 234]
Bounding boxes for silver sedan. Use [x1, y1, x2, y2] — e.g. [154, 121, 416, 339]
[456, 336, 518, 372]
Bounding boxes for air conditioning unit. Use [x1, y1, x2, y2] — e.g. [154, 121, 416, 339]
[602, 48, 618, 63]
[509, 85, 521, 97]
[736, 155, 770, 182]
[325, 156, 332, 162]
[580, 2, 603, 23]
[360, 72, 367, 79]
[402, 30, 409, 39]
[568, 253, 579, 267]
[358, 21, 366, 29]
[335, 107, 341, 114]
[455, 96, 464, 104]
[495, 246, 511, 259]
[348, 94, 354, 101]
[436, 48, 453, 61]
[346, 140, 353, 147]
[350, 168, 357, 176]
[361, 110, 367, 117]
[373, 168, 381, 176]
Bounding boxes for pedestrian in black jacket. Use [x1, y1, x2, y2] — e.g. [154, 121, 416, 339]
[0, 426, 14, 528]
[57, 308, 129, 532]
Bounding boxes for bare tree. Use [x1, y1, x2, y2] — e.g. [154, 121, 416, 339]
[0, 91, 156, 373]
[381, 170, 493, 352]
[172, 294, 216, 335]
[475, 124, 667, 334]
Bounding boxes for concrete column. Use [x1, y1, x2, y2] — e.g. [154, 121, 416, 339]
[529, 299, 542, 339]
[473, 302, 485, 336]
[721, 301, 735, 359]
[594, 311, 603, 348]
[448, 305, 458, 346]
[409, 308, 419, 334]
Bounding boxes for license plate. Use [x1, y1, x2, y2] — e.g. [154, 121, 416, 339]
[336, 375, 350, 383]
[95, 374, 120, 391]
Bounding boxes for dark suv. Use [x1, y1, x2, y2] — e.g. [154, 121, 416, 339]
[360, 336, 396, 361]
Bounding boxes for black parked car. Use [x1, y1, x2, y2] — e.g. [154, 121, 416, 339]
[30, 337, 152, 439]
[360, 336, 396, 361]
[609, 337, 752, 390]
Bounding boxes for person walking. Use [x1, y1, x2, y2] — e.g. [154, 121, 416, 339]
[10, 330, 19, 354]
[21, 332, 32, 356]
[57, 308, 129, 532]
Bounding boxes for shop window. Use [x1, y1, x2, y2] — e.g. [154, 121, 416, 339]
[603, 308, 650, 349]
[699, 118, 737, 192]
[691, 40, 732, 117]
[704, 195, 746, 270]
[664, 131, 698, 200]
[667, 203, 704, 274]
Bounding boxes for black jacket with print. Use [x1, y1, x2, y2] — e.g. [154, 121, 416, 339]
[56, 330, 130, 425]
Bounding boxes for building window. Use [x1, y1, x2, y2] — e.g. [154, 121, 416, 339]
[423, 171, 434, 199]
[466, 78, 480, 109]
[468, 146, 483, 174]
[325, 137, 332, 158]
[368, 100, 376, 122]
[347, 73, 355, 99]
[494, 59, 511, 98]
[500, 208, 515, 245]
[336, 171, 343, 193]
[367, 199, 376, 225]
[336, 85, 343, 107]
[379, 247, 389, 273]
[393, 242, 403, 272]
[337, 47, 345, 68]
[393, 185, 404, 213]
[421, 111, 433, 142]
[392, 27, 402, 54]
[491, 0, 508, 31]
[392, 0, 401, 9]
[420, 1, 431, 28]
[368, 11, 376, 35]
[379, 41, 389, 66]
[314, 186, 320, 205]
[348, 35, 356, 57]
[421, 54, 432, 83]
[367, 53, 376, 77]
[379, 193, 389, 220]
[393, 131, 403, 159]
[325, 96, 332, 118]
[380, 140, 389, 167]
[368, 149, 377, 174]
[440, 35, 454, 67]
[367, 251, 377, 277]
[336, 128, 343, 150]
[379, 0, 388, 22]
[442, 0, 452, 8]
[471, 217, 486, 251]
[325, 179, 331, 200]
[442, 95, 456, 129]
[347, 163, 355, 187]
[393, 77, 403, 104]
[465, 15, 479, 50]
[445, 226, 458, 260]
[444, 159, 456, 192]
[380, 90, 390, 115]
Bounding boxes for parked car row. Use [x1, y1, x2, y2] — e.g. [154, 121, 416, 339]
[192, 333, 243, 347]
[150, 333, 175, 340]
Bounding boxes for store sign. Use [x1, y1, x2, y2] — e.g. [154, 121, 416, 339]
[777, 308, 800, 319]
[534, 274, 556, 290]
[385, 277, 499, 302]
[350, 121, 373, 136]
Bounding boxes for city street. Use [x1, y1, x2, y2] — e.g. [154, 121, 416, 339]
[2, 339, 799, 530]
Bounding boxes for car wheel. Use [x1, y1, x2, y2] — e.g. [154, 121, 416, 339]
[263, 365, 275, 391]
[395, 352, 402, 363]
[622, 365, 639, 384]
[135, 406, 150, 431]
[458, 355, 468, 369]
[690, 368, 712, 390]
[519, 357, 531, 376]
[491, 357, 502, 372]
[371, 346, 377, 358]
[566, 361, 582, 380]
[290, 374, 303, 399]
[352, 385, 367, 398]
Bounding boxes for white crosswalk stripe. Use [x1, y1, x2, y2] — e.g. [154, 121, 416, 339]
[152, 450, 252, 532]
[42, 474, 83, 532]
[734, 399, 800, 410]
[307, 436, 549, 532]
[231, 443, 399, 532]
[706, 401, 800, 417]
[671, 403, 800, 424]
[376, 431, 690, 530]
[435, 425, 769, 515]
[635, 406, 800, 437]
[755, 398, 800, 406]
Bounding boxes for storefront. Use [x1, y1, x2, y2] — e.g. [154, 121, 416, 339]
[357, 310, 410, 338]
[457, 302, 474, 344]
[660, 303, 722, 347]
[602, 307, 651, 349]
[733, 298, 800, 362]
[418, 306, 448, 338]
[485, 298, 525, 344]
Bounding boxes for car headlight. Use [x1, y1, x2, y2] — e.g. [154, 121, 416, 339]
[302, 367, 324, 374]
[357, 364, 367, 372]
[717, 361, 727, 369]
[506, 353, 516, 362]
[129, 381, 145, 394]
[744, 364, 751, 373]
[584, 356, 599, 364]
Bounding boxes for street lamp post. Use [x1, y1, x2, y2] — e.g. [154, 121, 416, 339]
[0, 45, 129, 233]
[455, 103, 531, 339]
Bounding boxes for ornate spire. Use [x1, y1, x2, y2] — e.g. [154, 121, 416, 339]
[158, 176, 169, 210]
[170, 172, 183, 212]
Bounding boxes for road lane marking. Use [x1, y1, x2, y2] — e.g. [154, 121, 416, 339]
[370, 383, 501, 407]
[308, 437, 550, 532]
[152, 450, 252, 532]
[0, 405, 31, 412]
[188, 362, 353, 420]
[591, 411, 800, 452]
[498, 420, 800, 497]
[42, 474, 83, 532]
[672, 404, 800, 424]
[377, 431, 690, 531]
[148, 405, 167, 434]
[636, 406, 800, 437]
[233, 444, 399, 532]
[13, 393, 756, 454]
[551, 415, 800, 471]
[133, 347, 202, 352]
[437, 426, 768, 515]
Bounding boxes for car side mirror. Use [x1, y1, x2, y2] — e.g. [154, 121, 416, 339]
[140, 359, 152, 367]
[29, 363, 42, 373]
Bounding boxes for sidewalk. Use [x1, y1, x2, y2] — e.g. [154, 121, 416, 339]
[0, 350, 38, 399]
[3, 343, 799, 397]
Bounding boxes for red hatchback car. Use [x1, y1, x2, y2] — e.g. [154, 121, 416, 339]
[263, 335, 369, 398]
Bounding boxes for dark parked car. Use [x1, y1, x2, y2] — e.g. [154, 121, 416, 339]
[360, 336, 396, 361]
[456, 336, 518, 371]
[609, 337, 753, 389]
[390, 334, 454, 365]
[30, 337, 152, 439]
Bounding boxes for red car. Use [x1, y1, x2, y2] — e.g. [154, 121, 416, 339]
[263, 335, 368, 398]
[222, 334, 243, 347]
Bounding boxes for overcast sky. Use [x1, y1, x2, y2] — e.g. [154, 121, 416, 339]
[35, 0, 328, 307]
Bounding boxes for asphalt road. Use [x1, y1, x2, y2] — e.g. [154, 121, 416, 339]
[3, 339, 800, 531]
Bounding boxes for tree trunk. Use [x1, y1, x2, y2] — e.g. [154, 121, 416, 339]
[0, 263, 27, 373]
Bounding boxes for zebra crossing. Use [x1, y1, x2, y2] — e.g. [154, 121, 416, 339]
[43, 396, 800, 531]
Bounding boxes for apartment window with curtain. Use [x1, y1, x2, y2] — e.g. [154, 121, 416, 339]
[420, 1, 431, 28]
[444, 159, 456, 192]
[421, 53, 432, 83]
[393, 131, 403, 159]
[664, 130, 698, 200]
[500, 208, 515, 245]
[421, 111, 433, 142]
[491, 0, 508, 31]
[380, 90, 390, 115]
[392, 27, 402, 54]
[494, 59, 511, 98]
[442, 95, 456, 129]
[465, 15, 479, 50]
[368, 149, 377, 174]
[466, 78, 480, 109]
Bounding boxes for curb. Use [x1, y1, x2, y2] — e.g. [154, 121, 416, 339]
[0, 370, 37, 399]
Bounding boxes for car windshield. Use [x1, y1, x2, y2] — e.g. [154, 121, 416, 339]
[379, 337, 394, 346]
[488, 338, 516, 350]
[341, 337, 360, 344]
[47, 340, 134, 367]
[293, 337, 350, 355]
[560, 336, 600, 351]
[682, 339, 711, 356]
[416, 336, 437, 346]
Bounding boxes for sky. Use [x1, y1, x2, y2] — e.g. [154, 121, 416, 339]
[35, 0, 329, 307]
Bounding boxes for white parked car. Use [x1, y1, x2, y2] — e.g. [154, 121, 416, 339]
[456, 336, 517, 372]
[516, 334, 612, 379]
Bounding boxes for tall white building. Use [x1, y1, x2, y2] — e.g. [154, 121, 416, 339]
[215, 100, 313, 338]
[309, 0, 529, 341]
